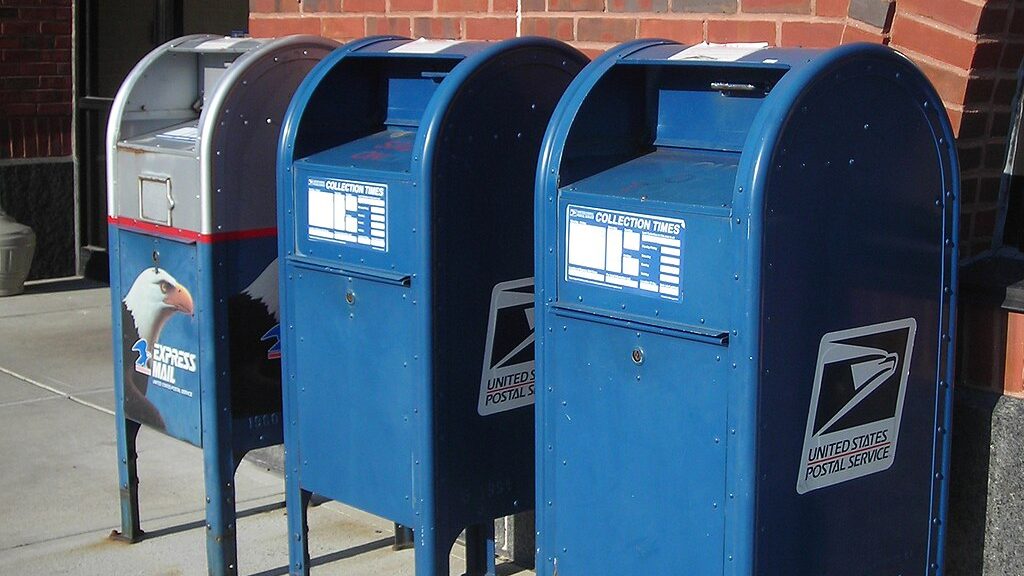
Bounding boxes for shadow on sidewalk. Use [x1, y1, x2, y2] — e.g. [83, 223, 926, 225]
[249, 536, 393, 576]
[134, 500, 287, 542]
[247, 536, 530, 576]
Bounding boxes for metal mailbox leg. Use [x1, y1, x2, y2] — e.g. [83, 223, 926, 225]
[287, 485, 313, 576]
[463, 523, 496, 576]
[111, 417, 144, 543]
[204, 445, 239, 575]
[414, 527, 450, 576]
[394, 523, 415, 550]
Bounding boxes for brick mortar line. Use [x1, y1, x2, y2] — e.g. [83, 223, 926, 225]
[843, 17, 883, 34]
[968, 69, 1023, 81]
[250, 14, 321, 18]
[892, 44, 972, 76]
[524, 12, 846, 22]
[315, 12, 517, 16]
[959, 171, 1007, 182]
[958, 138, 1016, 151]
[961, 156, 1010, 168]
[962, 203, 1002, 214]
[252, 11, 851, 22]
[895, 9, 983, 42]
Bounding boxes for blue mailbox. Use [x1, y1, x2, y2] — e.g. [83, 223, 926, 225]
[277, 36, 587, 575]
[107, 34, 336, 575]
[535, 41, 959, 575]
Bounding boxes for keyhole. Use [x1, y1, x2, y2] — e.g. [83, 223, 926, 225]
[631, 347, 644, 365]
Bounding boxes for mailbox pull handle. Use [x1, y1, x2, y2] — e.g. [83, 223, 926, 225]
[551, 303, 728, 346]
[289, 258, 412, 287]
[341, 265, 411, 287]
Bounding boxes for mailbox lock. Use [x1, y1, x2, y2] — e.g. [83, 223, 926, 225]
[345, 290, 356, 305]
[631, 347, 645, 365]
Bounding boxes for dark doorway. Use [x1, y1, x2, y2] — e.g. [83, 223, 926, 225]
[75, 0, 248, 281]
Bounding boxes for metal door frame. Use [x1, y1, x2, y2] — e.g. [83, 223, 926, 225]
[75, 0, 183, 280]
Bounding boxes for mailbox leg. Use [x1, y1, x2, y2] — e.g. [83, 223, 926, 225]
[394, 523, 415, 551]
[414, 529, 451, 576]
[204, 449, 239, 575]
[286, 485, 313, 576]
[463, 523, 496, 576]
[111, 418, 144, 543]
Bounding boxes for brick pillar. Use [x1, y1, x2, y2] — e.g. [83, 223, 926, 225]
[0, 1, 73, 160]
[0, 1, 75, 280]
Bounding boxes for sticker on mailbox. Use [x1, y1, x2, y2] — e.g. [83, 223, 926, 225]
[478, 278, 535, 416]
[796, 318, 917, 494]
[564, 205, 685, 301]
[307, 177, 388, 251]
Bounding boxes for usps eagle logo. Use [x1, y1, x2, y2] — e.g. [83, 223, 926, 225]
[797, 318, 917, 494]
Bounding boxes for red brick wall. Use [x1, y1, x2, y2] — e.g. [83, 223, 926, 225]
[0, 0, 73, 160]
[250, 0, 1023, 259]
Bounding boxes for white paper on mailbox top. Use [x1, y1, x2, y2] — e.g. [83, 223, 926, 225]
[195, 37, 250, 51]
[389, 38, 465, 54]
[668, 41, 770, 62]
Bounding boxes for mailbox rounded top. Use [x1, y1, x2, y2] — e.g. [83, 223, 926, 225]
[278, 36, 587, 179]
[538, 40, 957, 215]
[106, 34, 338, 236]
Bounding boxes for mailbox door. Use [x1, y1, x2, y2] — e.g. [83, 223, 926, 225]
[287, 265, 418, 526]
[116, 230, 202, 446]
[542, 313, 729, 574]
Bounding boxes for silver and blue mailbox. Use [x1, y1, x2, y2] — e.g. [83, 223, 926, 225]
[106, 34, 336, 575]
[277, 36, 587, 575]
[535, 41, 959, 575]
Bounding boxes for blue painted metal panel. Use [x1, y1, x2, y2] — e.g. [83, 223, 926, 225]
[747, 44, 959, 576]
[111, 230, 282, 446]
[115, 229, 203, 445]
[279, 36, 588, 576]
[536, 40, 958, 576]
[544, 313, 729, 574]
[289, 264, 418, 525]
[299, 128, 416, 174]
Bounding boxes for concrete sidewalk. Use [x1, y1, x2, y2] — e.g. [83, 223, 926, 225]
[0, 281, 529, 575]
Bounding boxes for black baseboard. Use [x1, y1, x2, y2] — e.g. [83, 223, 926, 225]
[947, 386, 1024, 575]
[0, 160, 76, 280]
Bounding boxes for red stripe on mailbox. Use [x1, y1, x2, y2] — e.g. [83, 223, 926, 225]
[108, 216, 277, 243]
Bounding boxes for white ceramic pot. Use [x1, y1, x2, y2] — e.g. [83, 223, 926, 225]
[0, 210, 36, 296]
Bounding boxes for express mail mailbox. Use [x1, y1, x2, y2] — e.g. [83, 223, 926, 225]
[106, 34, 336, 575]
[534, 41, 959, 575]
[277, 36, 587, 575]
